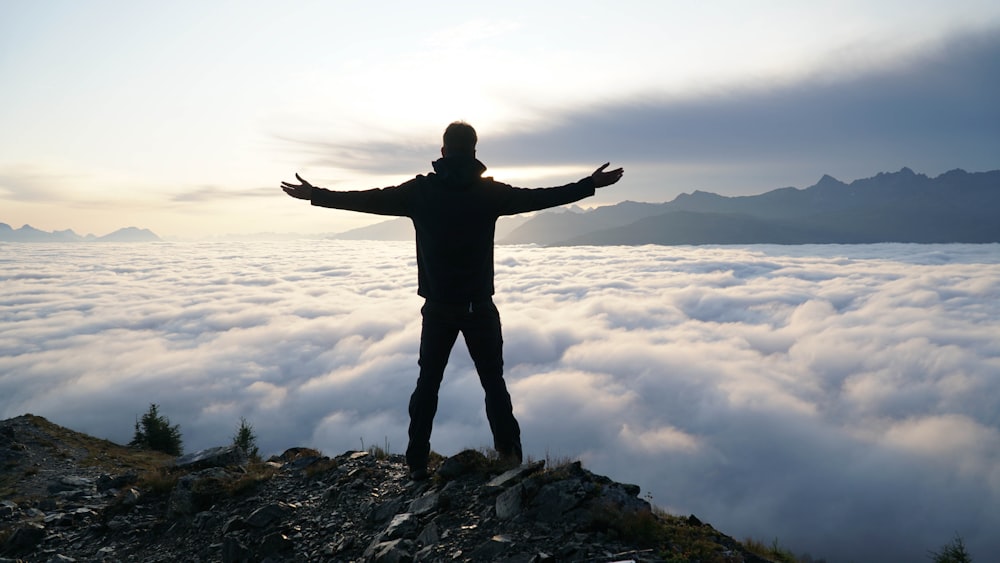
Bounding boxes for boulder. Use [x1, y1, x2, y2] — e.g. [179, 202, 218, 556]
[174, 445, 248, 470]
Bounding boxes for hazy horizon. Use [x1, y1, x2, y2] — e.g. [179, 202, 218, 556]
[3, 164, 995, 240]
[3, 240, 999, 562]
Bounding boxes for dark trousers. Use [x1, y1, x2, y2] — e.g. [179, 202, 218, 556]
[405, 299, 522, 471]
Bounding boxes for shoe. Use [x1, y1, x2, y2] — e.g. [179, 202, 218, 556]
[497, 446, 522, 468]
[409, 468, 430, 481]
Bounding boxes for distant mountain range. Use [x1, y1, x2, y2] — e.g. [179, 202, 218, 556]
[494, 168, 1000, 245]
[0, 223, 161, 243]
[5, 168, 996, 245]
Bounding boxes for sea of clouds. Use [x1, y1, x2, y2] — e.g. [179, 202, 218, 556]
[2, 240, 999, 562]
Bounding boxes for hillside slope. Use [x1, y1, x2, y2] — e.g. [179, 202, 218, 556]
[0, 415, 785, 562]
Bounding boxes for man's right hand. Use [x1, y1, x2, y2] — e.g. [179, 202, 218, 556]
[281, 173, 316, 200]
[591, 163, 624, 188]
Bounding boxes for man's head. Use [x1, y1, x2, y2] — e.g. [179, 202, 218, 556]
[442, 121, 477, 157]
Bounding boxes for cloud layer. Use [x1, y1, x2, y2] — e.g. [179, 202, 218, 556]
[2, 241, 999, 561]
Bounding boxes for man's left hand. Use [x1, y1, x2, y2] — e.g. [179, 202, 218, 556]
[591, 163, 624, 188]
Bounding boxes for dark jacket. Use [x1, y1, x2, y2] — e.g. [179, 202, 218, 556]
[311, 156, 596, 303]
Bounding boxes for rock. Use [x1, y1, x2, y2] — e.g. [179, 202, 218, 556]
[166, 475, 195, 517]
[47, 476, 94, 494]
[496, 483, 524, 520]
[372, 539, 413, 563]
[192, 510, 220, 530]
[485, 460, 545, 490]
[2, 523, 46, 555]
[120, 487, 141, 506]
[174, 445, 248, 470]
[416, 520, 439, 546]
[221, 536, 252, 563]
[245, 502, 292, 529]
[0, 501, 17, 518]
[528, 479, 587, 522]
[470, 534, 514, 559]
[407, 491, 440, 516]
[97, 471, 138, 492]
[281, 451, 333, 473]
[370, 497, 405, 524]
[106, 516, 129, 532]
[167, 467, 228, 517]
[221, 515, 247, 535]
[594, 481, 651, 518]
[434, 449, 485, 480]
[268, 446, 321, 463]
[384, 512, 418, 540]
[258, 531, 293, 557]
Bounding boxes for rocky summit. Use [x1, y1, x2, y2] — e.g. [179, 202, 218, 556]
[0, 415, 777, 562]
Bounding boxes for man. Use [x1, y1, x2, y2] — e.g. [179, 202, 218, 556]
[282, 121, 623, 480]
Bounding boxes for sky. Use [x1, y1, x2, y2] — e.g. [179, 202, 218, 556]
[2, 1, 999, 238]
[2, 241, 1000, 562]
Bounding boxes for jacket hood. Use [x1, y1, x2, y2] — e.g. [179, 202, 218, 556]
[432, 156, 487, 189]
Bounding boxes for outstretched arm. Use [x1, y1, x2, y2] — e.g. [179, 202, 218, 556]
[280, 173, 413, 217]
[591, 163, 624, 188]
[281, 173, 315, 200]
[495, 162, 625, 216]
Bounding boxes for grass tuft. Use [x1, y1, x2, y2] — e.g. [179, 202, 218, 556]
[136, 467, 179, 496]
[743, 537, 799, 563]
[224, 462, 279, 495]
[304, 458, 340, 479]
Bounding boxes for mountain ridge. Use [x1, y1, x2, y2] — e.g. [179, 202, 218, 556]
[0, 414, 790, 562]
[0, 223, 161, 243]
[500, 167, 1000, 245]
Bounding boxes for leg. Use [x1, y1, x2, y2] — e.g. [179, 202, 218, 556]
[406, 302, 460, 473]
[462, 302, 522, 464]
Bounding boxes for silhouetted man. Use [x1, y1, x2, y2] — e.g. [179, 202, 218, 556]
[282, 121, 623, 480]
